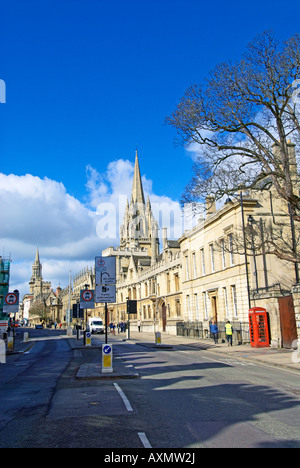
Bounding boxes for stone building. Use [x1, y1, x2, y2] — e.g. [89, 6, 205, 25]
[25, 146, 299, 346]
[27, 248, 63, 325]
[93, 146, 299, 347]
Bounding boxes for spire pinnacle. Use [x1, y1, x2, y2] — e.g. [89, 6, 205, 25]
[131, 149, 145, 205]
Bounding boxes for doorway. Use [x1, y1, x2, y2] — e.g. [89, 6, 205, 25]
[278, 295, 297, 348]
[211, 295, 218, 322]
[162, 303, 167, 332]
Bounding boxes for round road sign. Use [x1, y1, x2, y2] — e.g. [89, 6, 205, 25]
[5, 293, 18, 305]
[81, 290, 94, 302]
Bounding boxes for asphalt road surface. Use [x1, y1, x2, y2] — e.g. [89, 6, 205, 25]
[0, 329, 300, 448]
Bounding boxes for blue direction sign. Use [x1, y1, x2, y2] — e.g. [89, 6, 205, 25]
[95, 257, 116, 285]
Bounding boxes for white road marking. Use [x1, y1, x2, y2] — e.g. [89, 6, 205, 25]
[138, 432, 152, 448]
[113, 383, 133, 412]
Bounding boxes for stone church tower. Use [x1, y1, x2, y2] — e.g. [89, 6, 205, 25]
[120, 151, 159, 257]
[29, 247, 43, 295]
[29, 248, 52, 300]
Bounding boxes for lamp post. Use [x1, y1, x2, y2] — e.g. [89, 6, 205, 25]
[240, 193, 251, 309]
[247, 215, 259, 291]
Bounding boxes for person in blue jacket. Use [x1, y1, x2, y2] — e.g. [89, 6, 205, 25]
[210, 320, 219, 344]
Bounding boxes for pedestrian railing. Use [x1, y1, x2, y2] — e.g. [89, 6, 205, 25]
[176, 321, 250, 344]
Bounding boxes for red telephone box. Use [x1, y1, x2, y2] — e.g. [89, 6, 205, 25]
[248, 307, 270, 348]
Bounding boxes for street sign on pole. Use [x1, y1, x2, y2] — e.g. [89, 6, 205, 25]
[95, 257, 116, 285]
[80, 289, 95, 309]
[95, 284, 116, 304]
[3, 292, 19, 314]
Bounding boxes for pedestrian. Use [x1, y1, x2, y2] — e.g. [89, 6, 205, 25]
[137, 320, 141, 332]
[54, 322, 57, 329]
[210, 320, 219, 344]
[225, 321, 233, 346]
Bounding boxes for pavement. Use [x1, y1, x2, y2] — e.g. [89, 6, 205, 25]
[69, 329, 300, 379]
[5, 328, 300, 379]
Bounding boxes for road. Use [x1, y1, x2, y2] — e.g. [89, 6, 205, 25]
[0, 328, 300, 448]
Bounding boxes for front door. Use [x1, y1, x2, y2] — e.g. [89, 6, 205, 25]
[162, 303, 167, 332]
[278, 295, 297, 348]
[211, 296, 218, 322]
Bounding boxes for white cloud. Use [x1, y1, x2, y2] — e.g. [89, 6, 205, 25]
[0, 159, 184, 298]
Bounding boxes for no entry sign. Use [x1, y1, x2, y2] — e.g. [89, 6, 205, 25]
[3, 292, 19, 314]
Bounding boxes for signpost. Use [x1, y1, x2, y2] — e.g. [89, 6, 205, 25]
[3, 291, 19, 351]
[95, 256, 116, 345]
[3, 291, 19, 314]
[80, 289, 95, 309]
[95, 257, 116, 285]
[102, 344, 113, 373]
[80, 289, 95, 345]
[95, 284, 116, 304]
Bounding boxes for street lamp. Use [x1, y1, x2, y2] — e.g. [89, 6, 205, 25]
[247, 215, 259, 291]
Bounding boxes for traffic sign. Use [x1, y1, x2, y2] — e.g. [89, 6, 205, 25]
[103, 345, 112, 354]
[3, 292, 19, 314]
[95, 256, 116, 285]
[102, 343, 113, 373]
[95, 284, 116, 304]
[80, 289, 95, 309]
[85, 332, 91, 347]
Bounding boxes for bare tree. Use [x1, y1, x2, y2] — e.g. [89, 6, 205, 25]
[166, 32, 300, 222]
[29, 300, 50, 325]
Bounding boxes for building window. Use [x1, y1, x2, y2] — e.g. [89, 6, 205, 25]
[192, 252, 197, 278]
[223, 287, 229, 318]
[194, 293, 199, 321]
[167, 272, 170, 293]
[221, 238, 226, 269]
[210, 244, 215, 273]
[203, 291, 208, 320]
[201, 248, 205, 276]
[174, 273, 179, 291]
[228, 234, 234, 266]
[185, 256, 190, 281]
[186, 295, 191, 321]
[231, 285, 238, 318]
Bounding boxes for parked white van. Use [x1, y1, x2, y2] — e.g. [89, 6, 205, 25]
[88, 317, 105, 334]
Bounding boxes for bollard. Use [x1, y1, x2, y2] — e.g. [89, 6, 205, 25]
[155, 332, 161, 345]
[23, 332, 29, 343]
[0, 339, 5, 363]
[102, 344, 113, 373]
[84, 331, 91, 346]
[7, 336, 14, 352]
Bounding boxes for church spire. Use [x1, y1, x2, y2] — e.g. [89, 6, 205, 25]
[131, 150, 145, 205]
[34, 247, 40, 265]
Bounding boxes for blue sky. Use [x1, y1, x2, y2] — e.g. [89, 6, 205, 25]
[1, 0, 300, 295]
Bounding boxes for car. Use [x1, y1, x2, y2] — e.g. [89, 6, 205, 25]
[35, 324, 43, 329]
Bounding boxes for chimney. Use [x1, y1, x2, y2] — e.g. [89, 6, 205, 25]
[205, 196, 216, 216]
